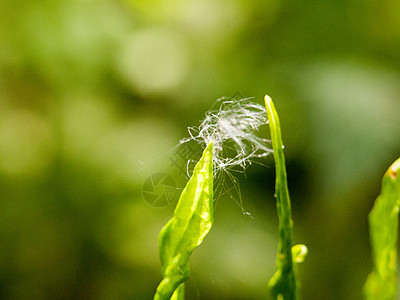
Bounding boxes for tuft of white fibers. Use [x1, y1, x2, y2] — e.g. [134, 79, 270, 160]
[180, 97, 272, 175]
[177, 97, 273, 216]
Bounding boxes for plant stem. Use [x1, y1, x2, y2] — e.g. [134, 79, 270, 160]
[264, 95, 297, 300]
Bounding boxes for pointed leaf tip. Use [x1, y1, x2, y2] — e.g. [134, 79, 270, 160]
[154, 143, 214, 300]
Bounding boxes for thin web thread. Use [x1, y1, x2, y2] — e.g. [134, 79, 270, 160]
[180, 97, 272, 215]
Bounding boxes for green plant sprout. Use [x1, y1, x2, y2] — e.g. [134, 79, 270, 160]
[154, 97, 273, 299]
[264, 96, 307, 300]
[154, 143, 214, 300]
[364, 157, 400, 300]
[153, 95, 400, 300]
[154, 96, 309, 299]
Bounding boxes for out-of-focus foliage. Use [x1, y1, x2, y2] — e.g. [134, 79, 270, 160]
[364, 158, 400, 300]
[0, 0, 400, 299]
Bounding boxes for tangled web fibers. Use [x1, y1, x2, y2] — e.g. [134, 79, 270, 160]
[180, 97, 273, 214]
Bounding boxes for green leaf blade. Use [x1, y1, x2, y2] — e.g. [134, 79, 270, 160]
[154, 142, 214, 300]
[264, 95, 304, 300]
[364, 158, 400, 300]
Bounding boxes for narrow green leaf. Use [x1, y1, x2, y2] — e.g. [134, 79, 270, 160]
[154, 142, 214, 300]
[264, 95, 305, 300]
[364, 158, 400, 300]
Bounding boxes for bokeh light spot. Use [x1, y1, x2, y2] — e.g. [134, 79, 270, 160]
[119, 28, 188, 95]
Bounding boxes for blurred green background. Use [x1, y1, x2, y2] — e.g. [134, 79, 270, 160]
[1, 0, 400, 299]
